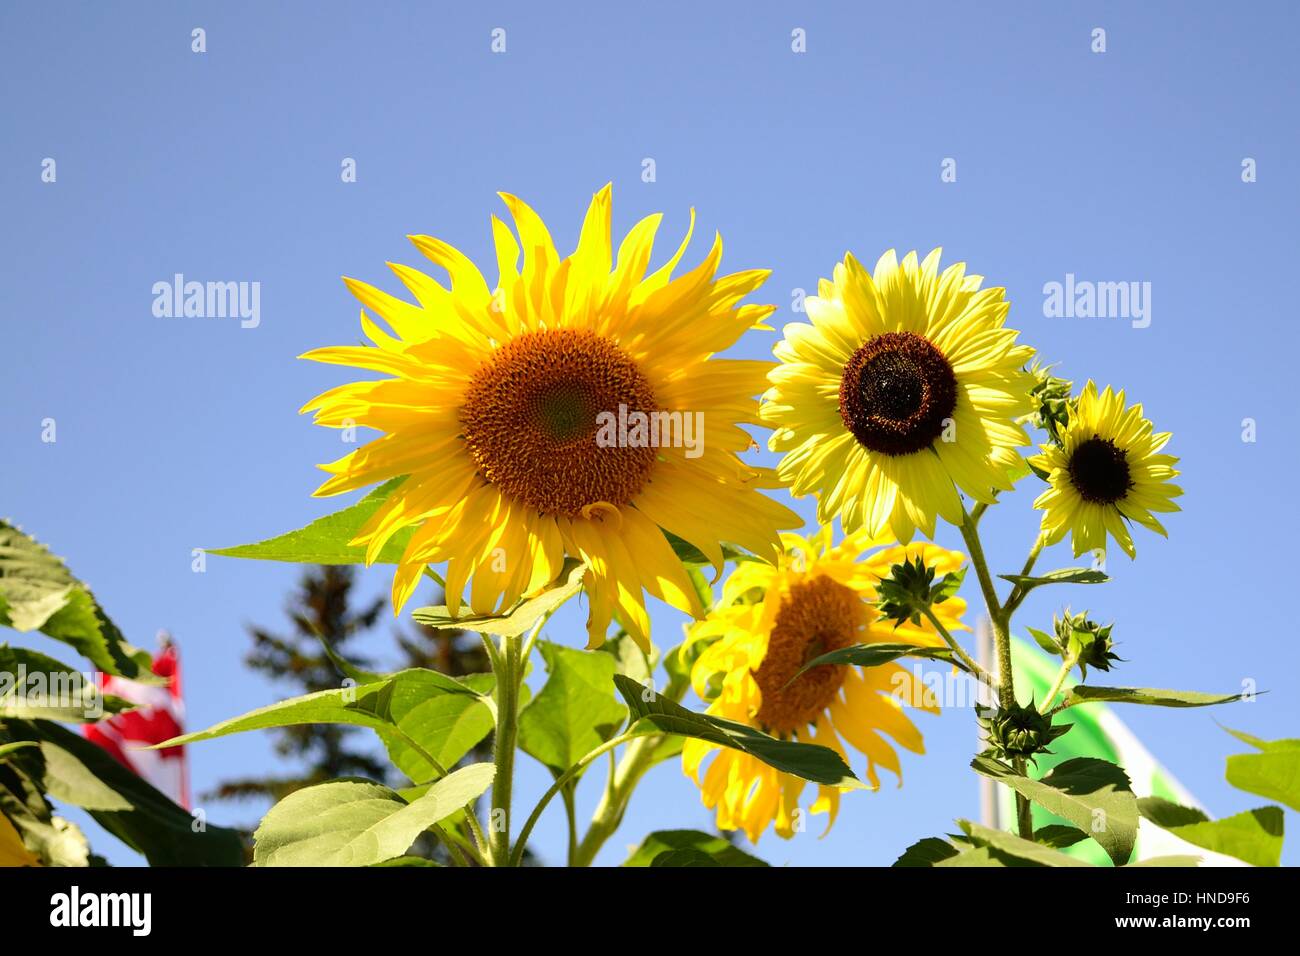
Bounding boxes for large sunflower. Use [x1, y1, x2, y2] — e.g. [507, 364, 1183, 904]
[301, 186, 798, 648]
[681, 528, 967, 842]
[763, 249, 1035, 542]
[1029, 381, 1182, 558]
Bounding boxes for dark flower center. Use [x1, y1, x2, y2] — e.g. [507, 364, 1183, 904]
[753, 576, 863, 735]
[1067, 436, 1132, 504]
[838, 332, 958, 456]
[459, 329, 658, 516]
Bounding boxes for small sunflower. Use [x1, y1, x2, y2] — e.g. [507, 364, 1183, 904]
[681, 528, 967, 842]
[763, 249, 1035, 542]
[1029, 381, 1182, 558]
[301, 186, 799, 649]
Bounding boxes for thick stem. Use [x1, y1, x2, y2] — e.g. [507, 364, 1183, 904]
[960, 504, 1036, 839]
[510, 731, 639, 867]
[571, 734, 662, 867]
[488, 633, 522, 866]
[921, 605, 997, 692]
[958, 508, 1013, 709]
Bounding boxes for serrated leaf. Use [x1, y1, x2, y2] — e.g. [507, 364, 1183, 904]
[1221, 726, 1300, 752]
[934, 846, 1010, 867]
[971, 755, 1137, 866]
[158, 668, 494, 785]
[1062, 686, 1245, 708]
[1226, 750, 1300, 812]
[0, 645, 133, 722]
[253, 763, 494, 867]
[411, 559, 585, 637]
[5, 718, 242, 865]
[892, 836, 959, 867]
[1137, 796, 1209, 828]
[519, 642, 627, 775]
[1027, 626, 1061, 656]
[623, 829, 768, 867]
[613, 675, 860, 788]
[999, 568, 1109, 589]
[792, 641, 963, 684]
[1139, 798, 1282, 867]
[209, 478, 412, 565]
[957, 819, 1092, 867]
[1125, 855, 1202, 867]
[0, 522, 155, 679]
[662, 531, 756, 570]
[1034, 824, 1090, 848]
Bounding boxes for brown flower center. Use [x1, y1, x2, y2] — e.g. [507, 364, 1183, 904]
[838, 331, 958, 456]
[753, 575, 865, 735]
[1068, 435, 1132, 504]
[459, 329, 658, 516]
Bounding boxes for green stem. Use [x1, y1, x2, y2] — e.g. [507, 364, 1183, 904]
[510, 731, 640, 867]
[571, 734, 663, 867]
[959, 503, 1036, 839]
[1040, 655, 1077, 711]
[1003, 532, 1047, 618]
[920, 605, 997, 691]
[488, 632, 522, 866]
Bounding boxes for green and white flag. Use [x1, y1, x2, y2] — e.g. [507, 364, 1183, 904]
[990, 636, 1241, 866]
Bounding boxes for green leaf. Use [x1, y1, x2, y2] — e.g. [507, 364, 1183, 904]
[1221, 726, 1300, 752]
[1125, 855, 1202, 867]
[1137, 796, 1208, 828]
[1139, 797, 1282, 867]
[971, 755, 1138, 866]
[0, 521, 155, 679]
[5, 719, 243, 865]
[1027, 626, 1061, 656]
[1034, 824, 1090, 848]
[892, 836, 959, 867]
[158, 668, 495, 786]
[792, 641, 964, 683]
[662, 531, 756, 570]
[377, 672, 498, 784]
[597, 630, 658, 685]
[612, 675, 860, 788]
[411, 559, 585, 637]
[1062, 686, 1246, 708]
[253, 763, 494, 866]
[999, 568, 1109, 589]
[209, 478, 413, 565]
[0, 645, 133, 722]
[957, 819, 1092, 867]
[934, 846, 1011, 867]
[519, 642, 627, 775]
[372, 855, 441, 867]
[1226, 750, 1300, 812]
[622, 829, 768, 867]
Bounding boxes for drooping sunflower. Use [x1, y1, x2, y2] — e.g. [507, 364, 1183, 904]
[681, 528, 967, 842]
[763, 249, 1036, 542]
[300, 186, 799, 649]
[1029, 381, 1182, 558]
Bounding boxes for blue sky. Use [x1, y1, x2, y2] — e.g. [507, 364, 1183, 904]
[2, 1, 1297, 866]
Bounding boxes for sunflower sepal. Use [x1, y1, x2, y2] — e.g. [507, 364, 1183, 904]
[976, 700, 1073, 765]
[1024, 360, 1074, 446]
[876, 555, 965, 628]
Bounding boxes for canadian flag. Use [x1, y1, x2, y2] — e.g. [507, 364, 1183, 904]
[83, 633, 189, 809]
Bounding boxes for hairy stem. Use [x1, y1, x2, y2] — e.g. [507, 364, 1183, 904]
[488, 632, 522, 865]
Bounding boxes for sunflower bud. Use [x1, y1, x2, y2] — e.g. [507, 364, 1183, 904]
[977, 700, 1072, 764]
[1023, 360, 1073, 447]
[875, 555, 964, 628]
[1053, 608, 1121, 678]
